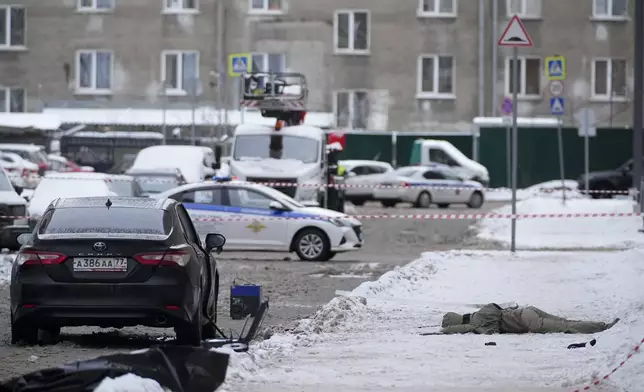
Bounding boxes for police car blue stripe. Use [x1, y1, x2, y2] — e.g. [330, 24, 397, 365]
[406, 182, 477, 188]
[183, 203, 322, 219]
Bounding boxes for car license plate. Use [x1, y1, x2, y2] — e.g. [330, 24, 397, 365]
[73, 257, 127, 272]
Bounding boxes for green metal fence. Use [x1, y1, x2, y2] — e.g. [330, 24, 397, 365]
[337, 128, 633, 188]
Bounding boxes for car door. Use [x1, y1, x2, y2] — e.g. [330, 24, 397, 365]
[223, 186, 290, 250]
[422, 170, 450, 202]
[175, 204, 216, 314]
[169, 186, 228, 241]
[345, 165, 367, 196]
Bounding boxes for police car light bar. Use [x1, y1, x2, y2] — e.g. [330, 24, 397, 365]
[240, 71, 308, 112]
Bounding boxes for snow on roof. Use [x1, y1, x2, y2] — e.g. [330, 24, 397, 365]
[472, 117, 561, 127]
[71, 131, 164, 139]
[0, 143, 45, 151]
[0, 113, 61, 130]
[42, 107, 334, 128]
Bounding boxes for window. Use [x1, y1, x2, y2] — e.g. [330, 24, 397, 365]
[176, 205, 200, 244]
[40, 208, 171, 236]
[249, 0, 283, 13]
[334, 90, 371, 130]
[164, 0, 198, 12]
[0, 6, 25, 49]
[76, 50, 113, 93]
[162, 51, 199, 94]
[233, 135, 319, 163]
[417, 55, 455, 98]
[592, 59, 628, 100]
[592, 0, 628, 19]
[173, 188, 223, 204]
[506, 0, 541, 18]
[227, 188, 274, 210]
[78, 0, 114, 11]
[334, 10, 370, 54]
[505, 56, 541, 97]
[418, 0, 456, 16]
[423, 171, 445, 180]
[0, 87, 24, 112]
[251, 53, 285, 73]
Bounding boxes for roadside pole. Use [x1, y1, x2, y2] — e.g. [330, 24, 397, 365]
[498, 15, 532, 253]
[545, 55, 567, 204]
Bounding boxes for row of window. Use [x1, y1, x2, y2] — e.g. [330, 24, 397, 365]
[336, 0, 628, 54]
[77, 0, 280, 14]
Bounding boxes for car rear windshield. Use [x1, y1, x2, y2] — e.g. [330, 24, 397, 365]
[132, 174, 180, 194]
[38, 207, 172, 235]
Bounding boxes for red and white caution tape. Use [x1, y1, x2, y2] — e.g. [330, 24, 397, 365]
[35, 175, 630, 195]
[570, 337, 642, 392]
[1, 212, 641, 221]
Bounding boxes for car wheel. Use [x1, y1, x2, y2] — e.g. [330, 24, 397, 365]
[11, 312, 38, 345]
[175, 302, 203, 346]
[294, 228, 330, 262]
[437, 203, 450, 209]
[351, 199, 365, 206]
[415, 192, 432, 208]
[467, 191, 484, 209]
[381, 200, 397, 208]
[326, 251, 337, 260]
[38, 327, 61, 345]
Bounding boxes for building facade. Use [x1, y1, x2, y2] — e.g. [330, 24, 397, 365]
[0, 0, 634, 130]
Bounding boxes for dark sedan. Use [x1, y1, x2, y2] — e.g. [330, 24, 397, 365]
[10, 196, 225, 346]
[577, 159, 641, 198]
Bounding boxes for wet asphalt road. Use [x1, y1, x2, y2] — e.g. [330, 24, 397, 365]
[0, 202, 504, 380]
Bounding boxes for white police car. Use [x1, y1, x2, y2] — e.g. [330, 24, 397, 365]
[153, 178, 364, 261]
[374, 165, 485, 209]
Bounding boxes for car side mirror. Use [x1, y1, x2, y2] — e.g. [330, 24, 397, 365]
[17, 233, 31, 246]
[269, 200, 287, 210]
[205, 233, 226, 254]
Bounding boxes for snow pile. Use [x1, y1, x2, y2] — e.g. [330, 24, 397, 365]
[93, 373, 168, 392]
[222, 250, 644, 391]
[291, 296, 371, 335]
[486, 179, 583, 202]
[476, 197, 644, 249]
[0, 252, 15, 283]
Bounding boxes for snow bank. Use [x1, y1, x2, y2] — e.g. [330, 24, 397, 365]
[93, 373, 168, 392]
[486, 180, 583, 202]
[0, 252, 15, 284]
[221, 250, 644, 391]
[476, 197, 644, 249]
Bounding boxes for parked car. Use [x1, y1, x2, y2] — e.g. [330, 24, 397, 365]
[0, 144, 50, 176]
[409, 139, 490, 186]
[125, 167, 188, 196]
[130, 145, 217, 183]
[0, 152, 39, 191]
[28, 173, 142, 219]
[340, 160, 394, 206]
[373, 165, 485, 209]
[47, 154, 94, 173]
[576, 159, 640, 199]
[0, 167, 30, 250]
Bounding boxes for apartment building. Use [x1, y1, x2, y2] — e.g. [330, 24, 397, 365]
[0, 0, 634, 130]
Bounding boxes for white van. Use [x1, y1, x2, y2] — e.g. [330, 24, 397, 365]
[409, 139, 489, 186]
[228, 123, 325, 202]
[130, 145, 217, 183]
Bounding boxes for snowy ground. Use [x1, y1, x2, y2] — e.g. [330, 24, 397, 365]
[218, 249, 644, 391]
[486, 180, 583, 202]
[475, 197, 644, 249]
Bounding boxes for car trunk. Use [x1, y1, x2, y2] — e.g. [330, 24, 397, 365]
[31, 238, 172, 283]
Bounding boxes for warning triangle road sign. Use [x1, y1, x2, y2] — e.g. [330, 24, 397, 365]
[498, 15, 533, 47]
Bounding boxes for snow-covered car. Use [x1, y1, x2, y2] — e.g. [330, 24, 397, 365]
[125, 167, 188, 196]
[0, 151, 39, 190]
[27, 172, 141, 218]
[0, 144, 50, 176]
[153, 179, 364, 261]
[341, 160, 394, 206]
[374, 165, 485, 209]
[130, 145, 217, 183]
[47, 154, 94, 173]
[0, 167, 30, 250]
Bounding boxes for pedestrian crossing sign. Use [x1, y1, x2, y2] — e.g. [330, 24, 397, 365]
[549, 97, 564, 116]
[545, 56, 566, 80]
[228, 53, 251, 77]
